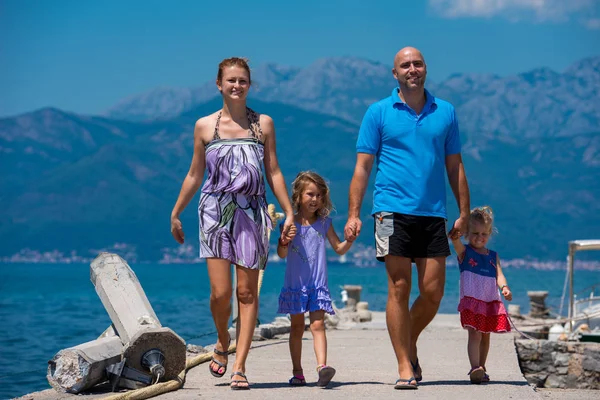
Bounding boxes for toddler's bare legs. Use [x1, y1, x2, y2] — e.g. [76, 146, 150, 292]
[467, 327, 482, 368]
[479, 332, 490, 368]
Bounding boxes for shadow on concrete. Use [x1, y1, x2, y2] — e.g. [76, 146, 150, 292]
[213, 380, 388, 389]
[419, 380, 530, 387]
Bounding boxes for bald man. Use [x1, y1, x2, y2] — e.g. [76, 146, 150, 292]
[344, 47, 470, 389]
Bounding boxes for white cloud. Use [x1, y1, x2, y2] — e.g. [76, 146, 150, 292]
[429, 0, 600, 27]
[584, 17, 600, 29]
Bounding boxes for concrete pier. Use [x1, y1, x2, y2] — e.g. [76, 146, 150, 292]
[20, 313, 598, 400]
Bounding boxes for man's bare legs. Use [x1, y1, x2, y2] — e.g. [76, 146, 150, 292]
[409, 257, 446, 378]
[231, 264, 260, 388]
[206, 259, 233, 376]
[385, 255, 416, 384]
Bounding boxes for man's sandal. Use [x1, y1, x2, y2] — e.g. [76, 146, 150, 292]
[209, 335, 231, 378]
[394, 377, 418, 390]
[230, 371, 250, 390]
[411, 358, 423, 382]
[316, 364, 336, 387]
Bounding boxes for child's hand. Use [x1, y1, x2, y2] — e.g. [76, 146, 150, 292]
[502, 286, 512, 301]
[282, 223, 296, 244]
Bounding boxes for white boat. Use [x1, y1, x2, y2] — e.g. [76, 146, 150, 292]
[558, 240, 600, 338]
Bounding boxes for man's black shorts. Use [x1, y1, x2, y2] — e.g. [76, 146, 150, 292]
[374, 212, 451, 262]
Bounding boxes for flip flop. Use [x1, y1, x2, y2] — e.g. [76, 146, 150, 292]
[468, 366, 485, 384]
[394, 376, 418, 390]
[230, 371, 250, 390]
[316, 365, 336, 387]
[410, 358, 423, 382]
[209, 335, 231, 378]
[289, 375, 307, 386]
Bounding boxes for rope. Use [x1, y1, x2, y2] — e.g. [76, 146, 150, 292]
[508, 314, 542, 340]
[509, 309, 600, 340]
[558, 255, 570, 317]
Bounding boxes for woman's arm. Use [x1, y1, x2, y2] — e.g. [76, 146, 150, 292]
[496, 254, 512, 301]
[261, 114, 295, 238]
[326, 224, 353, 255]
[170, 118, 208, 243]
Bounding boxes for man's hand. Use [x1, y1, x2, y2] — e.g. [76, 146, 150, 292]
[448, 216, 468, 240]
[344, 216, 362, 242]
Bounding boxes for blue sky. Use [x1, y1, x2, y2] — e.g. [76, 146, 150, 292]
[1, 0, 599, 117]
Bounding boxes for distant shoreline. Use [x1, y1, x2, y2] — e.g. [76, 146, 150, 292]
[1, 253, 599, 271]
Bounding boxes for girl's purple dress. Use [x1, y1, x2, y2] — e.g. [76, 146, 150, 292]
[198, 108, 272, 270]
[278, 217, 335, 315]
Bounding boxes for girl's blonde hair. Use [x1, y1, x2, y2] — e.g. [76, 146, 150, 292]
[291, 171, 333, 218]
[468, 206, 496, 234]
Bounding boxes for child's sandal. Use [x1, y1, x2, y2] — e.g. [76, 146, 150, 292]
[289, 375, 307, 386]
[289, 369, 306, 386]
[316, 364, 336, 387]
[468, 366, 485, 384]
[481, 366, 490, 382]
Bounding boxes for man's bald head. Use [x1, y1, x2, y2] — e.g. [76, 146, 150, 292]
[394, 47, 426, 67]
[392, 47, 427, 92]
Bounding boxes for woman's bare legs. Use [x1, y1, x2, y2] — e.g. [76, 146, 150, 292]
[230, 265, 260, 388]
[206, 258, 233, 376]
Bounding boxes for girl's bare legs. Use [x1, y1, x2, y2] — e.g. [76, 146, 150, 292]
[479, 332, 490, 369]
[467, 327, 482, 368]
[231, 265, 260, 387]
[206, 259, 233, 376]
[289, 313, 306, 375]
[309, 310, 327, 366]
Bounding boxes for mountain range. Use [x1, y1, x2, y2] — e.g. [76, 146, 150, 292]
[1, 55, 599, 261]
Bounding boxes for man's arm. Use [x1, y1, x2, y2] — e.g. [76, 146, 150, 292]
[345, 153, 375, 239]
[446, 153, 470, 237]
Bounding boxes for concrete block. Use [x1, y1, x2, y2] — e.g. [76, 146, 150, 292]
[47, 336, 123, 393]
[90, 252, 160, 344]
[123, 327, 186, 380]
[90, 253, 186, 381]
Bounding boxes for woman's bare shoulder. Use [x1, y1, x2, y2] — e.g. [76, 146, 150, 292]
[193, 111, 220, 141]
[257, 113, 274, 133]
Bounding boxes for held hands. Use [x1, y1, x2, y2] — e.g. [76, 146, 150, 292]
[344, 216, 362, 242]
[281, 216, 297, 245]
[502, 286, 512, 301]
[448, 215, 468, 240]
[170, 216, 185, 244]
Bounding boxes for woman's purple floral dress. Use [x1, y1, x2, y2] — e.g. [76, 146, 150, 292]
[198, 108, 272, 270]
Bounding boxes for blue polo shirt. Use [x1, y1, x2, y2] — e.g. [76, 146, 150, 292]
[356, 87, 461, 219]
